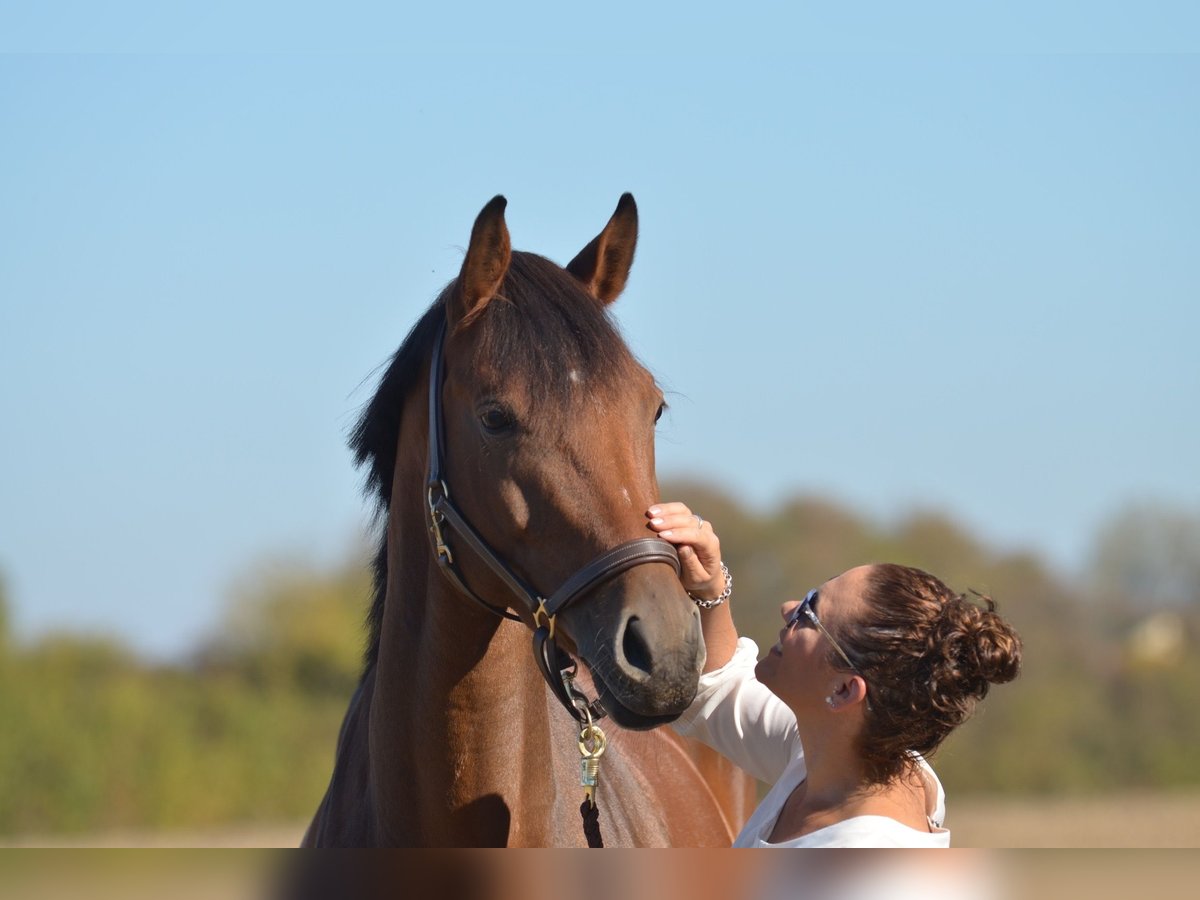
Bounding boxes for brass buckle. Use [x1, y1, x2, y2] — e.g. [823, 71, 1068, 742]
[533, 598, 556, 640]
[427, 482, 453, 566]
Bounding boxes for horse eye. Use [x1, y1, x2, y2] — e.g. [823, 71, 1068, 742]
[654, 402, 666, 424]
[480, 407, 514, 433]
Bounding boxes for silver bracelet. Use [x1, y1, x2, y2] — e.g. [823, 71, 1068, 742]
[689, 562, 732, 609]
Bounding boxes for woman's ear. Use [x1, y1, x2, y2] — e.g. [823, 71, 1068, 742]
[828, 675, 869, 711]
[846, 675, 869, 708]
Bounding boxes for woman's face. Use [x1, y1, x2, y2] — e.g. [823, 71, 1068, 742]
[754, 564, 871, 711]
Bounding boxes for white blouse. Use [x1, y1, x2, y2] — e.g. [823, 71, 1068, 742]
[672, 637, 951, 848]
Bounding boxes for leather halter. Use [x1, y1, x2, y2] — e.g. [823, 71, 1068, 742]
[425, 318, 682, 723]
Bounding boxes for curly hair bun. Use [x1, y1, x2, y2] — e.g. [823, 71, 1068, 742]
[932, 596, 1023, 698]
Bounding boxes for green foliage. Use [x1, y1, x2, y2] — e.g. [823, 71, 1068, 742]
[197, 550, 373, 696]
[0, 492, 1198, 836]
[0, 631, 348, 835]
[0, 554, 365, 836]
[0, 570, 10, 653]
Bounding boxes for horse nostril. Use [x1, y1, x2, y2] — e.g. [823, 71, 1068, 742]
[621, 616, 654, 677]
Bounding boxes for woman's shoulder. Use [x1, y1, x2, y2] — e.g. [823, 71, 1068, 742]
[762, 815, 952, 848]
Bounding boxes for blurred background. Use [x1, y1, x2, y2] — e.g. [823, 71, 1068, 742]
[2, 5, 1199, 846]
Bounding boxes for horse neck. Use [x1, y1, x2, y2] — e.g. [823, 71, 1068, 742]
[364, 380, 564, 845]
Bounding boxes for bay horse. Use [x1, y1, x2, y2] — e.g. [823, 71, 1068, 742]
[303, 195, 754, 846]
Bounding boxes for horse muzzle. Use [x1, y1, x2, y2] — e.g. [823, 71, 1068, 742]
[568, 585, 706, 730]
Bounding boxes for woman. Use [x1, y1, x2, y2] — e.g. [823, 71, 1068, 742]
[646, 502, 1022, 847]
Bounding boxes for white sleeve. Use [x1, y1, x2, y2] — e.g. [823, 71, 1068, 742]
[670, 637, 801, 784]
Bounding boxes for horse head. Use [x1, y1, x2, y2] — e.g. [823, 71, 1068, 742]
[436, 194, 705, 728]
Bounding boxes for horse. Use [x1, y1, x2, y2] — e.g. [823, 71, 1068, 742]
[303, 194, 755, 846]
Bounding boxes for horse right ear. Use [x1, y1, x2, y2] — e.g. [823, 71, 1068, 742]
[449, 195, 512, 331]
[566, 193, 638, 305]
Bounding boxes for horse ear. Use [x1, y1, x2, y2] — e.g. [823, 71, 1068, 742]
[566, 193, 638, 305]
[450, 195, 512, 330]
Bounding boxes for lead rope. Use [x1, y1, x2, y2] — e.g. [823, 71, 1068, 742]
[580, 796, 603, 848]
[565, 669, 607, 848]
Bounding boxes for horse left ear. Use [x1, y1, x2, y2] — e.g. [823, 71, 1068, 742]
[450, 195, 512, 331]
[566, 193, 638, 305]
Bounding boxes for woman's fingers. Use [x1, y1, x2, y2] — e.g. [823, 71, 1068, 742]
[646, 505, 708, 536]
[646, 501, 724, 598]
[646, 502, 695, 526]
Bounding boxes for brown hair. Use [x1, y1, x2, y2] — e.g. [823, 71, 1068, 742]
[831, 563, 1022, 785]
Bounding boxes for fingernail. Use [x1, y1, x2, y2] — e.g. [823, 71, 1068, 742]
[650, 518, 664, 525]
[648, 506, 661, 516]
[660, 530, 672, 537]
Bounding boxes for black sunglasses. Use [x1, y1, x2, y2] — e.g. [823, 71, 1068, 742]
[787, 588, 861, 673]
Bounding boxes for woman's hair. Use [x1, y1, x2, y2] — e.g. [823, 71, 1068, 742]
[831, 563, 1022, 785]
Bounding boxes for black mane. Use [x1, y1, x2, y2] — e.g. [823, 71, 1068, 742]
[350, 251, 639, 670]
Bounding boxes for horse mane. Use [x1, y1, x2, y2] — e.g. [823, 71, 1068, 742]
[350, 251, 640, 671]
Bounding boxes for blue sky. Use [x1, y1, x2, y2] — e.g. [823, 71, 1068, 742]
[2, 12, 1199, 656]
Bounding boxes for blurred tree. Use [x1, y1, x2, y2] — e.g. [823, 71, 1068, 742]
[198, 546, 373, 696]
[1090, 502, 1200, 610]
[0, 569, 9, 654]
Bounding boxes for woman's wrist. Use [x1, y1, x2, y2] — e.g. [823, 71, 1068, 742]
[688, 561, 732, 609]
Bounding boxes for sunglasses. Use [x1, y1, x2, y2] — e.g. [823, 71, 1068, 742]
[787, 588, 861, 673]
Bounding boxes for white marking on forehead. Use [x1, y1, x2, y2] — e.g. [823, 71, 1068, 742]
[620, 487, 632, 508]
[568, 369, 582, 384]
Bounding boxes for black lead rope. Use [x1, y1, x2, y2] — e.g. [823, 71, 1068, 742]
[581, 798, 603, 848]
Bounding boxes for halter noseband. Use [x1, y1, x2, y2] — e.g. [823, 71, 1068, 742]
[424, 318, 681, 723]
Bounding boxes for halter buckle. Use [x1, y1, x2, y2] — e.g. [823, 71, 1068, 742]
[427, 482, 453, 566]
[533, 598, 555, 640]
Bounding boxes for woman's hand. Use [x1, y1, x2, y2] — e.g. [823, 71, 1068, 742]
[645, 501, 727, 603]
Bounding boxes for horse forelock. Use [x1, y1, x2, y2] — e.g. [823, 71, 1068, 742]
[466, 252, 642, 419]
[351, 250, 646, 673]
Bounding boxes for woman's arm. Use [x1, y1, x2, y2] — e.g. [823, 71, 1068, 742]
[645, 501, 739, 673]
[649, 501, 801, 781]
